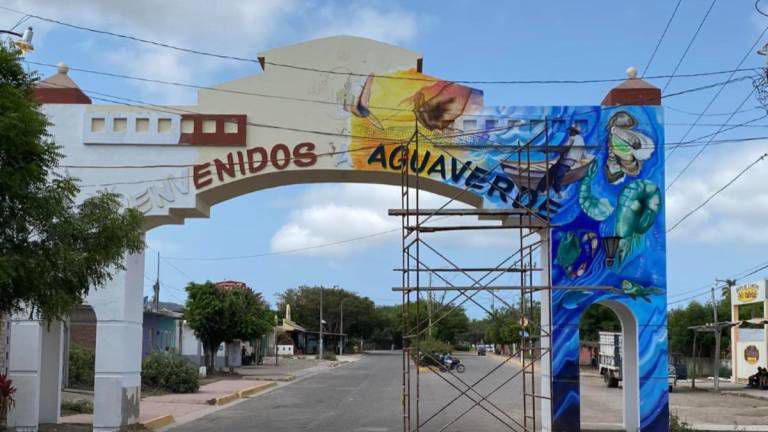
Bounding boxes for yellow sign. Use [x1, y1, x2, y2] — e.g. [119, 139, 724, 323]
[736, 284, 760, 303]
[745, 345, 760, 365]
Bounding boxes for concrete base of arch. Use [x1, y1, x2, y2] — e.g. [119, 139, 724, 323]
[7, 317, 65, 431]
[7, 240, 145, 431]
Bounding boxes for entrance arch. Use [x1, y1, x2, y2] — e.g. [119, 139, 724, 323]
[8, 36, 668, 431]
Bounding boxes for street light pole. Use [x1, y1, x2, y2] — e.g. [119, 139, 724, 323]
[339, 300, 344, 356]
[710, 286, 721, 391]
[319, 286, 324, 358]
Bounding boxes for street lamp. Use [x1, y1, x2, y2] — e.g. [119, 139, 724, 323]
[602, 235, 621, 267]
[1, 26, 34, 53]
[339, 298, 347, 356]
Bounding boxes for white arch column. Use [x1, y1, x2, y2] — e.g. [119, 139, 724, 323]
[7, 316, 65, 431]
[601, 300, 640, 432]
[87, 238, 145, 431]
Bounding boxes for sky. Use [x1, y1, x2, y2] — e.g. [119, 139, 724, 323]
[3, 0, 768, 317]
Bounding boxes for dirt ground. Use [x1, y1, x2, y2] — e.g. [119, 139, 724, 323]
[580, 369, 768, 427]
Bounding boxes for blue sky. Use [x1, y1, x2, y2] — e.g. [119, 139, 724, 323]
[4, 1, 768, 316]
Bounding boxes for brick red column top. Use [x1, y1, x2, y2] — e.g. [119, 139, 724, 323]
[34, 63, 92, 104]
[602, 67, 660, 106]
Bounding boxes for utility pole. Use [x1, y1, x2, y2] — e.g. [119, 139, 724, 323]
[153, 252, 160, 312]
[319, 286, 324, 359]
[274, 315, 278, 367]
[710, 285, 721, 391]
[339, 299, 344, 356]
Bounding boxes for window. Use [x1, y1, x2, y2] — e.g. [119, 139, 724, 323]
[463, 119, 477, 130]
[203, 119, 216, 134]
[485, 119, 497, 130]
[113, 118, 127, 132]
[136, 118, 149, 132]
[91, 117, 105, 132]
[224, 120, 238, 134]
[181, 118, 194, 134]
[158, 118, 172, 133]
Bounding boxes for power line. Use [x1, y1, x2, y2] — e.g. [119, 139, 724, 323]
[661, 0, 718, 93]
[27, 60, 754, 120]
[664, 105, 763, 117]
[4, 5, 763, 86]
[642, 0, 684, 77]
[668, 260, 768, 306]
[665, 21, 768, 161]
[667, 87, 759, 190]
[667, 152, 768, 232]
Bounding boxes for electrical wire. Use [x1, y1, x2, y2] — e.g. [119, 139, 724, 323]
[642, 0, 684, 77]
[667, 87, 759, 190]
[27, 61, 754, 120]
[3, 5, 763, 86]
[665, 22, 768, 161]
[668, 260, 768, 306]
[661, 0, 718, 94]
[667, 152, 768, 232]
[664, 105, 763, 117]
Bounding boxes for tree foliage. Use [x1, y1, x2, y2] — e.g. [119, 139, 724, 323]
[579, 303, 621, 342]
[0, 44, 144, 319]
[366, 301, 470, 348]
[184, 281, 273, 370]
[277, 286, 377, 339]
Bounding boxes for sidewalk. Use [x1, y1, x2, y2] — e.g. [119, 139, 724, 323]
[60, 354, 363, 430]
[61, 379, 275, 428]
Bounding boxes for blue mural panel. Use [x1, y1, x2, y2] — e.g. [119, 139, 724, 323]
[346, 70, 667, 431]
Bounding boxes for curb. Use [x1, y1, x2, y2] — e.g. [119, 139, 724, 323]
[208, 391, 240, 406]
[242, 374, 295, 382]
[238, 382, 277, 398]
[141, 414, 175, 430]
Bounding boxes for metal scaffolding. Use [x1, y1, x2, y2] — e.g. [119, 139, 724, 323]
[391, 119, 554, 432]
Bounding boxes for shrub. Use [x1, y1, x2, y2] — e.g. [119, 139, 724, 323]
[322, 351, 337, 361]
[68, 345, 95, 388]
[0, 374, 16, 424]
[61, 399, 93, 415]
[670, 412, 692, 432]
[142, 352, 199, 393]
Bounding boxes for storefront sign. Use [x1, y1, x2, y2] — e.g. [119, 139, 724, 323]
[745, 345, 760, 365]
[732, 280, 767, 305]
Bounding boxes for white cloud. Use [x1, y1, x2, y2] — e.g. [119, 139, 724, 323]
[666, 143, 768, 244]
[309, 6, 418, 45]
[269, 184, 525, 257]
[3, 1, 422, 103]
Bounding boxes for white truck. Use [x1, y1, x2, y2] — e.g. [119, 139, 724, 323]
[599, 331, 622, 388]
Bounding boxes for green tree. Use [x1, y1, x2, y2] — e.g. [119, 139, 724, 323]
[579, 303, 621, 342]
[0, 43, 143, 320]
[277, 286, 378, 342]
[184, 282, 273, 370]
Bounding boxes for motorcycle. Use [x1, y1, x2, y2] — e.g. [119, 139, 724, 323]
[440, 356, 465, 373]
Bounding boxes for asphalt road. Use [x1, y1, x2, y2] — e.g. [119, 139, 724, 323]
[172, 351, 538, 432]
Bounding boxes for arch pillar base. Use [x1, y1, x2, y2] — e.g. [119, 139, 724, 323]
[88, 241, 145, 432]
[7, 317, 64, 431]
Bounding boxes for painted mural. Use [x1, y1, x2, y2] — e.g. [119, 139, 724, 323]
[343, 69, 668, 432]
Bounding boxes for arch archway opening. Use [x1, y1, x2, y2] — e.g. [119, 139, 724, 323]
[578, 300, 640, 431]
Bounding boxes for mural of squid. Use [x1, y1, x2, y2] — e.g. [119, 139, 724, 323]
[342, 69, 667, 432]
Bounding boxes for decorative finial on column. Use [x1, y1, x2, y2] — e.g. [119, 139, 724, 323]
[57, 62, 69, 75]
[626, 66, 638, 79]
